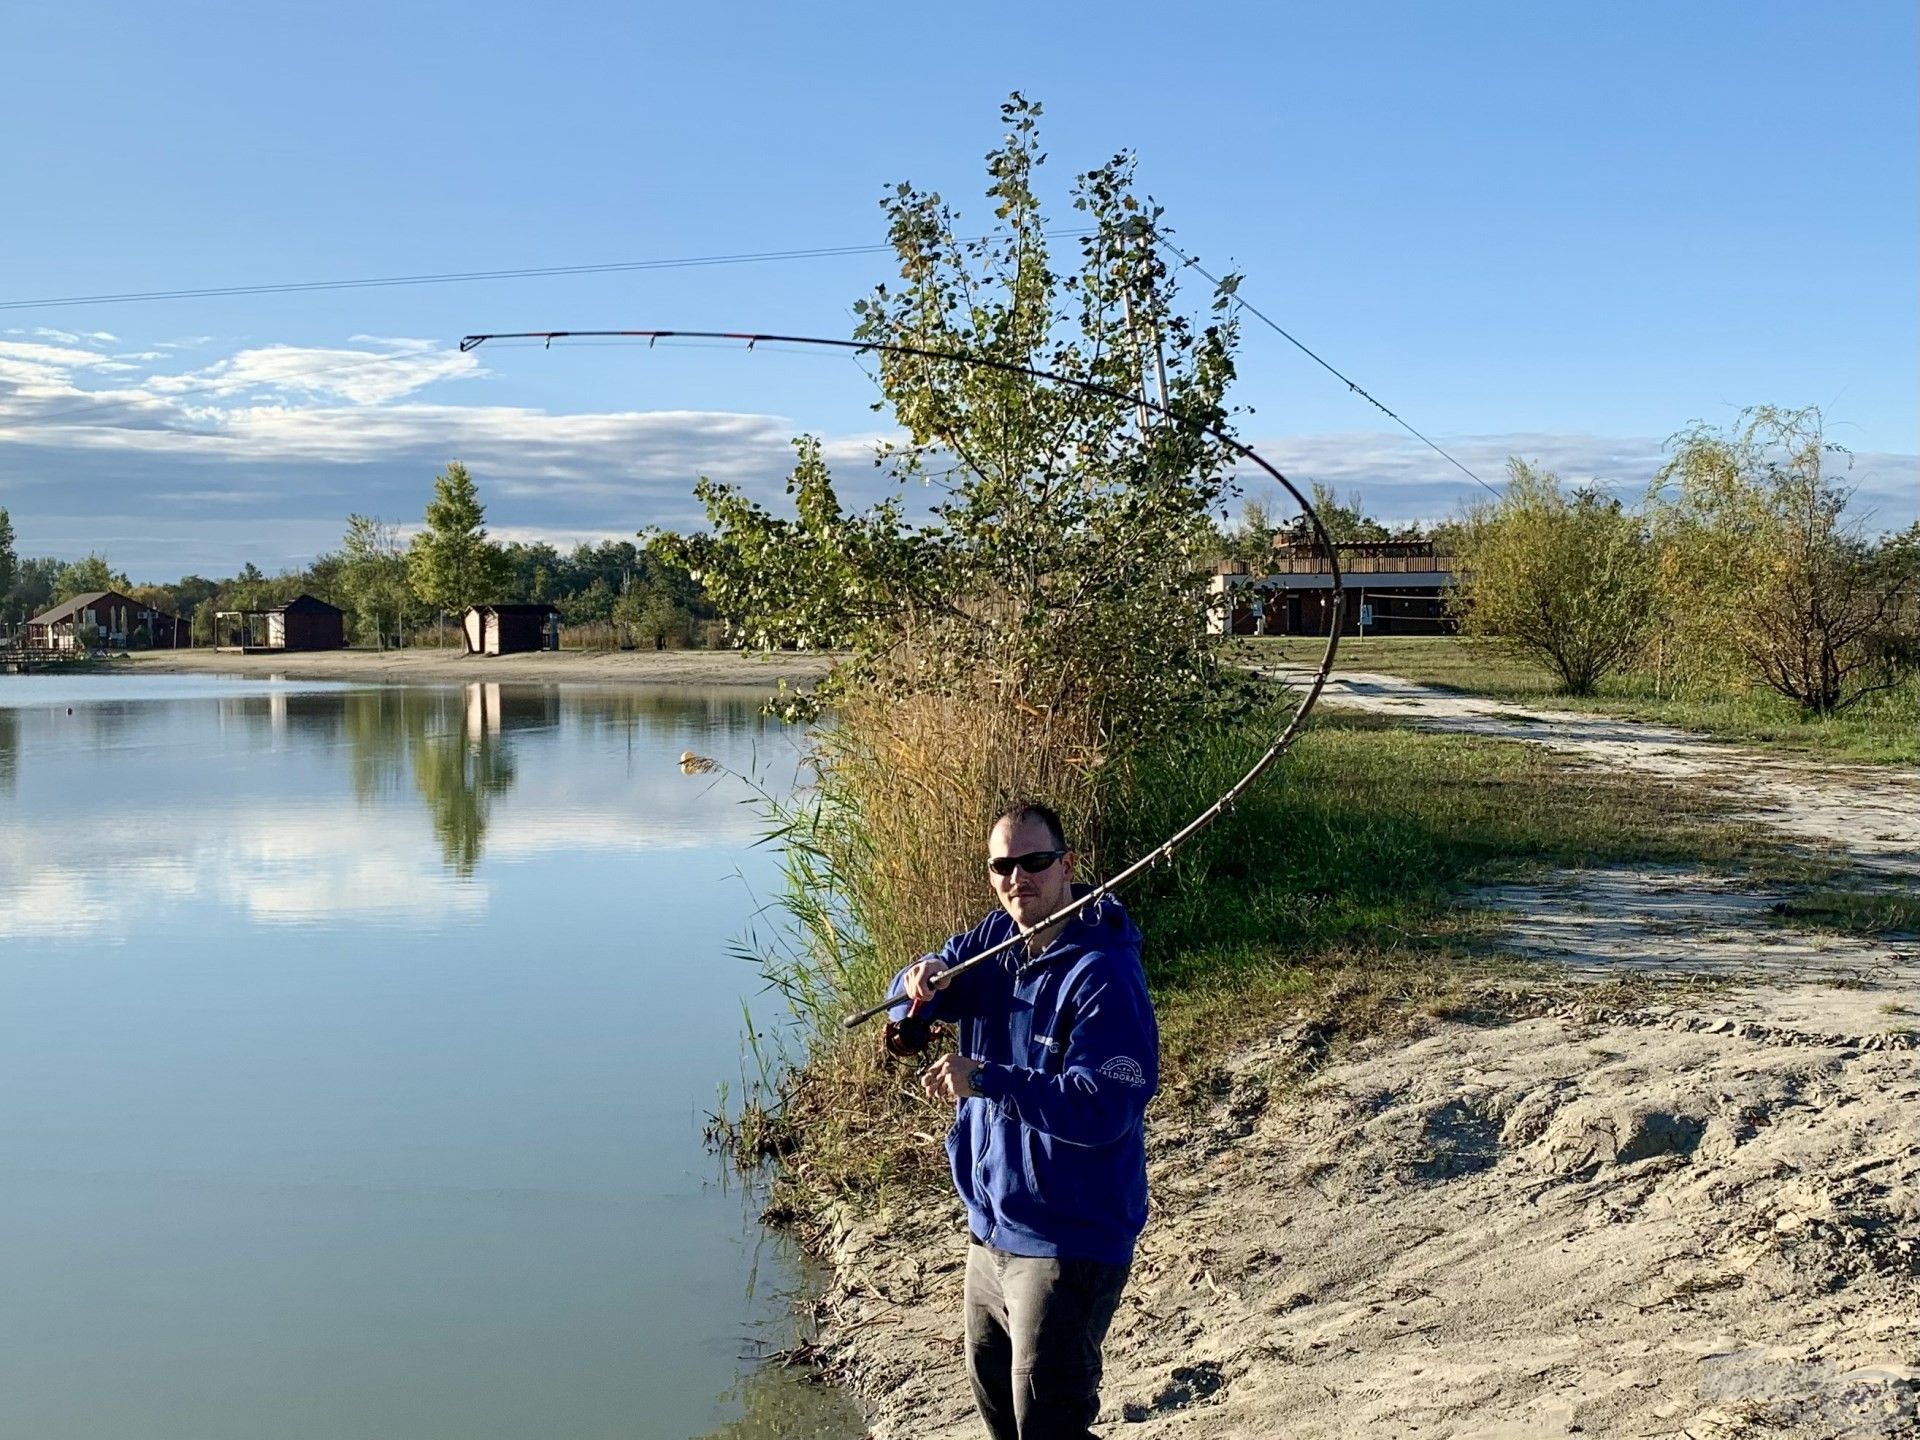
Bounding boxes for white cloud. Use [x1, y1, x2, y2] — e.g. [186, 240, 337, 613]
[1, 331, 1913, 579]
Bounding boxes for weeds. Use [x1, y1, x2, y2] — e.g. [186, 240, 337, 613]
[719, 684, 1801, 1214]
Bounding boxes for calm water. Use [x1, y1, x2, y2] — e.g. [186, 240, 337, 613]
[0, 675, 862, 1440]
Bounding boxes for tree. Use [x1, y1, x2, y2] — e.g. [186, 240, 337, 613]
[340, 514, 414, 649]
[613, 579, 694, 650]
[406, 461, 508, 649]
[651, 95, 1248, 1030]
[9, 556, 59, 625]
[1278, 483, 1391, 546]
[656, 94, 1243, 744]
[1652, 406, 1912, 714]
[1450, 460, 1655, 695]
[53, 552, 129, 603]
[0, 508, 16, 620]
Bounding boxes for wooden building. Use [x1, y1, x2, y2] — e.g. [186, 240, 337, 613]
[461, 603, 561, 656]
[215, 594, 345, 652]
[1209, 541, 1460, 637]
[26, 590, 188, 650]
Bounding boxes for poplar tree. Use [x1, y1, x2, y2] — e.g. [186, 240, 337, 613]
[407, 462, 508, 649]
[0, 508, 16, 619]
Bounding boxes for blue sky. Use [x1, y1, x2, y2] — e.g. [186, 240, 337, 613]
[2, 0, 1914, 580]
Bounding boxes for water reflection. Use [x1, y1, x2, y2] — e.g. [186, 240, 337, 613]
[0, 705, 16, 794]
[338, 686, 555, 876]
[0, 675, 853, 1440]
[0, 680, 796, 941]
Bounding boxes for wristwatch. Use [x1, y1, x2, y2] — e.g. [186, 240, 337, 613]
[967, 1064, 988, 1098]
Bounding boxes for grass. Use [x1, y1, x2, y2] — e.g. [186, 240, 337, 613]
[1239, 635, 1920, 765]
[1766, 889, 1920, 939]
[728, 698, 1807, 1211]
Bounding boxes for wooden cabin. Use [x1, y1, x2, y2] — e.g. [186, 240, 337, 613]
[26, 590, 188, 650]
[461, 603, 561, 656]
[215, 594, 345, 652]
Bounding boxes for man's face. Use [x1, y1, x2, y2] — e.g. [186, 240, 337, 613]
[987, 816, 1075, 931]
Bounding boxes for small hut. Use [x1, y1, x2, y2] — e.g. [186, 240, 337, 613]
[461, 603, 561, 656]
[215, 594, 345, 652]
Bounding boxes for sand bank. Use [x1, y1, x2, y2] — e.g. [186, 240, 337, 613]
[116, 646, 835, 689]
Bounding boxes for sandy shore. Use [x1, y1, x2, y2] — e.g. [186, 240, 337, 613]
[118, 646, 836, 689]
[812, 672, 1920, 1439]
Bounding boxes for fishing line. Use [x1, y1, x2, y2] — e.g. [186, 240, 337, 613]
[457, 327, 1345, 1029]
[1153, 233, 1501, 499]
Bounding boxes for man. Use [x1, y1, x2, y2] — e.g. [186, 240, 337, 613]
[891, 802, 1159, 1440]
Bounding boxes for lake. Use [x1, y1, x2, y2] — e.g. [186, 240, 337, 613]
[0, 674, 863, 1440]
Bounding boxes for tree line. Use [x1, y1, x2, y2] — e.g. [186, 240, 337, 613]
[1447, 407, 1919, 714]
[0, 462, 712, 651]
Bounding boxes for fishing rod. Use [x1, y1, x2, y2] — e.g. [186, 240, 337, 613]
[455, 328, 1345, 1033]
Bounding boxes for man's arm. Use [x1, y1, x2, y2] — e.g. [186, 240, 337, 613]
[969, 960, 1157, 1146]
[886, 920, 998, 1020]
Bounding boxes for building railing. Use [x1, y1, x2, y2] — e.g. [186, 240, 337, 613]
[1265, 555, 1458, 575]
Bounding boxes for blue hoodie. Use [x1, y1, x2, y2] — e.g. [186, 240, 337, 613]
[889, 892, 1159, 1265]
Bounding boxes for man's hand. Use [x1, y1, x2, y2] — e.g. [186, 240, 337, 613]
[900, 956, 952, 1006]
[921, 1054, 984, 1105]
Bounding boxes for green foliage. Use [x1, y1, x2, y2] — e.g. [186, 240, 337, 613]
[52, 552, 130, 603]
[1450, 460, 1655, 695]
[0, 508, 16, 614]
[655, 93, 1243, 743]
[339, 514, 414, 648]
[406, 461, 509, 642]
[1652, 405, 1915, 714]
[1281, 482, 1393, 546]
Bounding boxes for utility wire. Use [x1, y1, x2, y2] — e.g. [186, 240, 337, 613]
[0, 231, 1094, 315]
[1155, 233, 1501, 498]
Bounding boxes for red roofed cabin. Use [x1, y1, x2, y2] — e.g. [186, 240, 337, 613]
[461, 604, 561, 656]
[26, 590, 188, 650]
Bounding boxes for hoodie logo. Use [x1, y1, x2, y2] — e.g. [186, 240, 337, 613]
[1099, 1056, 1147, 1087]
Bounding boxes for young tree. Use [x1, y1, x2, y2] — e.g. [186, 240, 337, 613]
[1652, 406, 1911, 714]
[407, 462, 508, 649]
[657, 94, 1243, 743]
[0, 508, 17, 620]
[1450, 460, 1655, 695]
[340, 514, 414, 649]
[53, 552, 129, 602]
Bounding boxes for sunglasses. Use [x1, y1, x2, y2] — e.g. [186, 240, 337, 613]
[987, 849, 1067, 877]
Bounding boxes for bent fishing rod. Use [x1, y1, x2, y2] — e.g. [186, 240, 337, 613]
[456, 328, 1345, 1031]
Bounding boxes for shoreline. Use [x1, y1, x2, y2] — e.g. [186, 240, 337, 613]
[107, 647, 836, 689]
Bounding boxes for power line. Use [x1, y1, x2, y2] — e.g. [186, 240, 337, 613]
[0, 231, 1095, 316]
[1155, 234, 1501, 498]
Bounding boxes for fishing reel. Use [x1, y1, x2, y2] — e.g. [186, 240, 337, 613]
[883, 1011, 942, 1059]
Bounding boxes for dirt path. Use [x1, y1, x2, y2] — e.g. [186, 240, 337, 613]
[810, 672, 1920, 1439]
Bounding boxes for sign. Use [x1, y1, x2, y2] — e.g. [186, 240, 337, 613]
[1359, 603, 1374, 627]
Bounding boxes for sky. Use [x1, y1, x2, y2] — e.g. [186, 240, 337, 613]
[1, 0, 1914, 581]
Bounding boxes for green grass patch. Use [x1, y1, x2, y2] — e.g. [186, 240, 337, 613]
[1765, 889, 1920, 938]
[1239, 635, 1919, 765]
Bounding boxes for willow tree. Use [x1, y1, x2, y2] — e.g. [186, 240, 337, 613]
[1652, 405, 1913, 714]
[1449, 461, 1655, 696]
[653, 96, 1245, 1013]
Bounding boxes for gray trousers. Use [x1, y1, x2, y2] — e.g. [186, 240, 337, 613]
[963, 1240, 1131, 1440]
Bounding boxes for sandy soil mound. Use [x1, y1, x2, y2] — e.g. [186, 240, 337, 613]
[818, 998, 1917, 1439]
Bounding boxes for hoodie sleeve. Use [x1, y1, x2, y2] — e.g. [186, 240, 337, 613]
[885, 923, 997, 1020]
[972, 956, 1158, 1146]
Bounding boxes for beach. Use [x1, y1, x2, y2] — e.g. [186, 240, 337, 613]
[115, 647, 836, 689]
